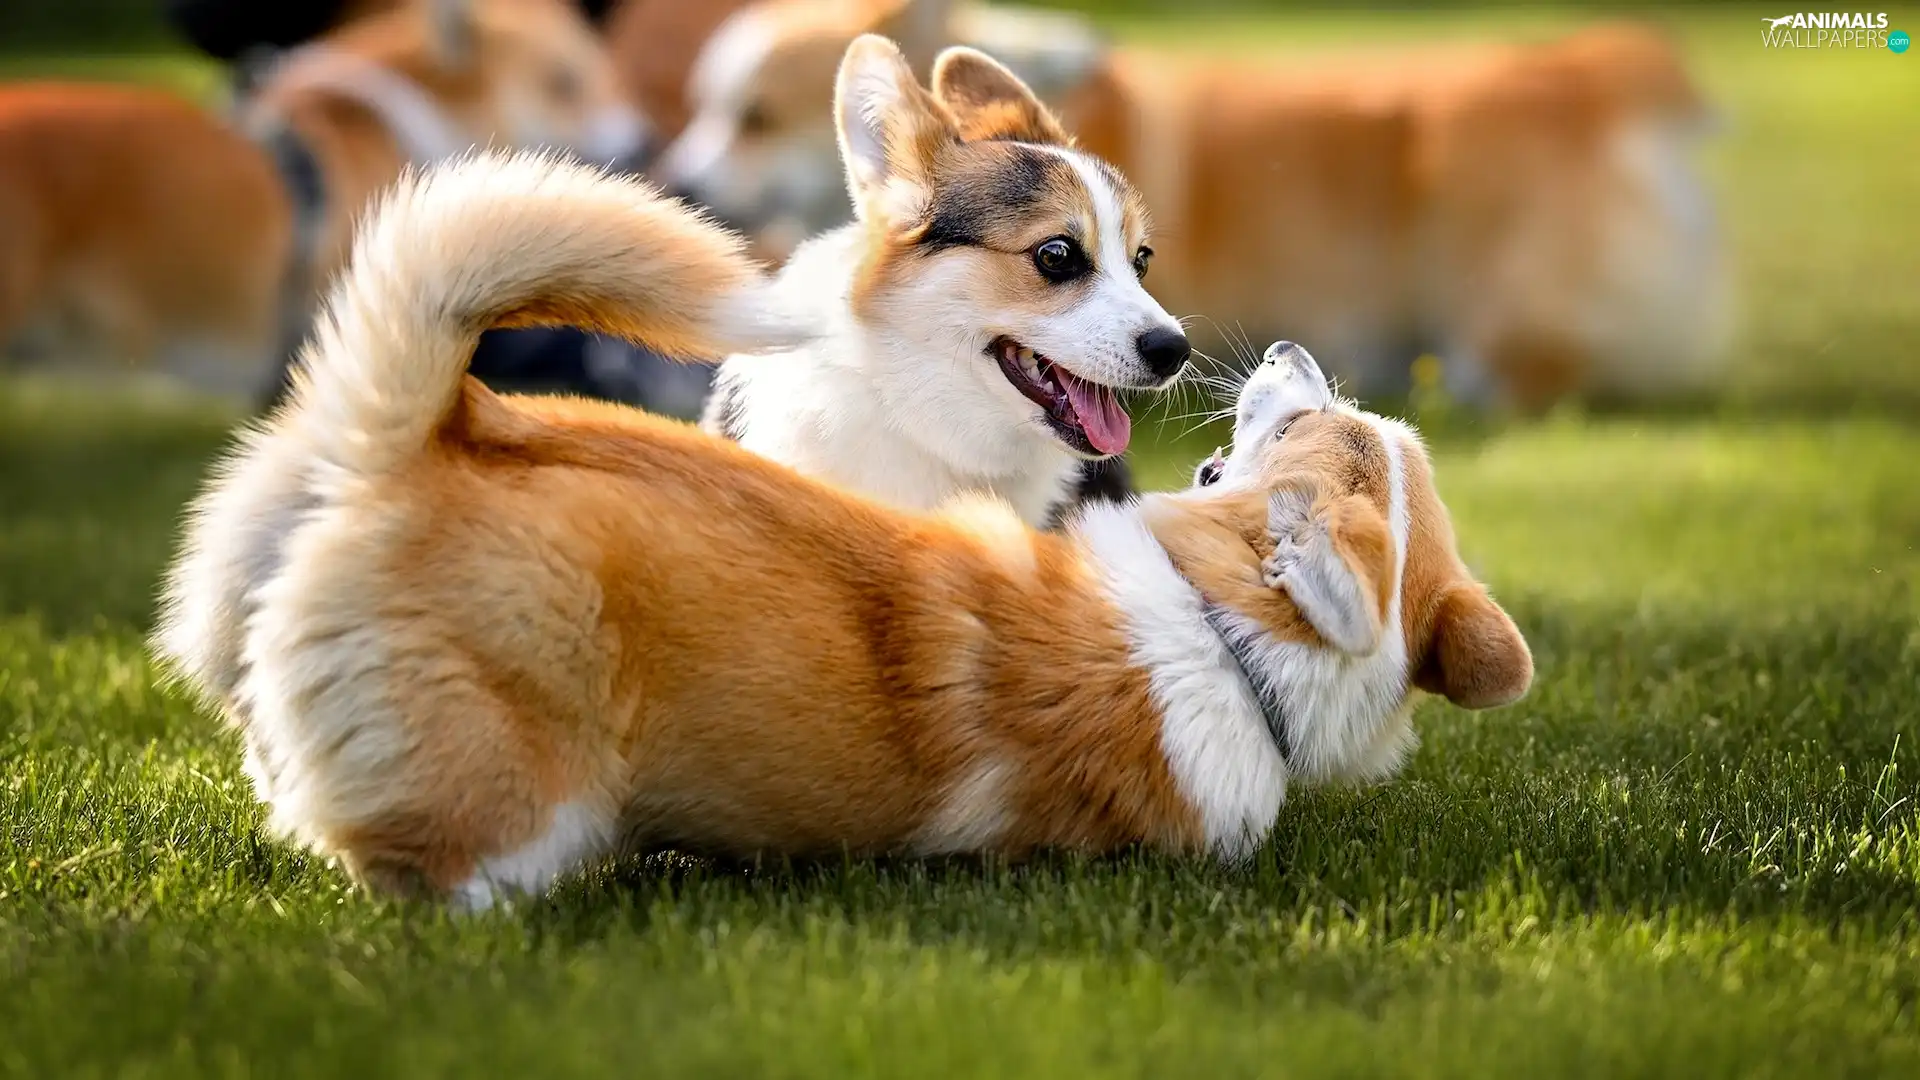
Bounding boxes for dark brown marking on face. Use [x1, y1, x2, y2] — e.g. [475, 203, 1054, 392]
[913, 142, 1084, 254]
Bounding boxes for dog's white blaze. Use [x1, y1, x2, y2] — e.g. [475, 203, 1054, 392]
[1003, 146, 1181, 390]
[718, 225, 1086, 523]
[1049, 147, 1132, 283]
[452, 801, 616, 912]
[1052, 145, 1181, 320]
[1075, 502, 1288, 860]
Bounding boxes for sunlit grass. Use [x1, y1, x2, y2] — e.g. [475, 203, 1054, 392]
[3, 6, 1918, 1075]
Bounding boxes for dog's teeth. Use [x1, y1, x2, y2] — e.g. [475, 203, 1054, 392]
[1016, 347, 1041, 379]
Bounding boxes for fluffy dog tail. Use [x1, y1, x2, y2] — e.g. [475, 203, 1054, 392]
[281, 149, 804, 478]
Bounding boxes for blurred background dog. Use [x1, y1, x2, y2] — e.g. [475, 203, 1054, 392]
[2, 0, 1735, 422]
[654, 0, 1728, 410]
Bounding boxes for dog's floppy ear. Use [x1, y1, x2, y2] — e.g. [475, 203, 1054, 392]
[1265, 488, 1396, 657]
[834, 34, 955, 221]
[426, 0, 478, 72]
[931, 46, 1070, 145]
[1413, 581, 1532, 710]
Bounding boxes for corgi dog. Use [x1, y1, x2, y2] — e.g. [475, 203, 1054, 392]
[0, 0, 646, 400]
[153, 151, 1531, 907]
[658, 0, 1724, 410]
[0, 83, 296, 391]
[694, 35, 1189, 530]
[1397, 24, 1730, 408]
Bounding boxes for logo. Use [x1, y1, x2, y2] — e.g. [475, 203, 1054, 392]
[1761, 11, 1894, 48]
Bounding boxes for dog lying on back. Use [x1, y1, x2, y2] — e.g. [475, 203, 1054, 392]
[0, 0, 644, 400]
[154, 151, 1531, 907]
[659, 0, 1726, 410]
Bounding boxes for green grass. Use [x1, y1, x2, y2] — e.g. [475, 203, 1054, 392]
[0, 53, 220, 100]
[4, 6, 1920, 1076]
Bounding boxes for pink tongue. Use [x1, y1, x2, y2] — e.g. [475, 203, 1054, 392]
[1058, 369, 1132, 456]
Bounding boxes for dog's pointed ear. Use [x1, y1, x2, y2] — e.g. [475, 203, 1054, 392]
[834, 34, 955, 221]
[931, 46, 1069, 144]
[426, 0, 478, 72]
[1266, 489, 1394, 657]
[1413, 582, 1532, 710]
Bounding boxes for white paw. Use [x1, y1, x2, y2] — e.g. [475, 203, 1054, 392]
[1261, 543, 1296, 589]
[1263, 488, 1318, 589]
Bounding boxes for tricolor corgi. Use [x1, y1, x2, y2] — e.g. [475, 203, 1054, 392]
[153, 151, 1531, 908]
[695, 35, 1190, 530]
[658, 0, 1725, 410]
[0, 0, 646, 400]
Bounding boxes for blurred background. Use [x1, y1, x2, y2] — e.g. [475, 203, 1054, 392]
[0, 1, 1912, 417]
[1, 0, 1916, 621]
[2, 1, 1915, 423]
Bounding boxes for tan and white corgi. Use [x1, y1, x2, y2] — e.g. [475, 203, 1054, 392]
[154, 151, 1530, 907]
[695, 35, 1189, 530]
[658, 1, 1725, 410]
[0, 0, 646, 400]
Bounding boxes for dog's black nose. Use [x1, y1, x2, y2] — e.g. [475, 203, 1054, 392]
[1137, 326, 1191, 380]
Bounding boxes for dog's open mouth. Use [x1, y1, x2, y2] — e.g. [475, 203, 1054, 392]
[990, 336, 1131, 457]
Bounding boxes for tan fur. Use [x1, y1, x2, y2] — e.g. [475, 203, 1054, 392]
[1150, 412, 1402, 649]
[933, 45, 1069, 145]
[156, 152, 1529, 905]
[0, 0, 638, 397]
[1072, 24, 1721, 409]
[0, 84, 294, 380]
[672, 5, 1721, 408]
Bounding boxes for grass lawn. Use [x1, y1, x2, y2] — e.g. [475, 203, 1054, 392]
[3, 6, 1919, 1076]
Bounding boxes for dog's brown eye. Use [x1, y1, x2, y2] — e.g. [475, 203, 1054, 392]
[1132, 246, 1152, 280]
[740, 103, 771, 135]
[1033, 237, 1088, 283]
